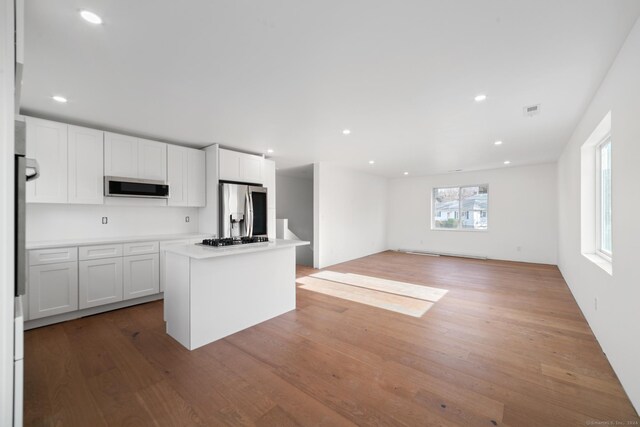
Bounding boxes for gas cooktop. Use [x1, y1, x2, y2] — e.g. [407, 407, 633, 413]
[199, 236, 269, 247]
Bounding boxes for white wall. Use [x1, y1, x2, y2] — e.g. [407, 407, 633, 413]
[276, 172, 313, 265]
[314, 163, 388, 268]
[557, 17, 640, 412]
[26, 204, 199, 242]
[0, 0, 15, 422]
[387, 163, 558, 264]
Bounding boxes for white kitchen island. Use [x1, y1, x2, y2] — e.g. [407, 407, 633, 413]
[164, 239, 310, 350]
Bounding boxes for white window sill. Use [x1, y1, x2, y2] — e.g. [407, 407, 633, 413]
[582, 252, 613, 276]
[431, 228, 488, 232]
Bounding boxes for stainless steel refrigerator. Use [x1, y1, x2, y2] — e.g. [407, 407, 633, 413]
[14, 120, 38, 296]
[13, 119, 39, 427]
[219, 182, 268, 239]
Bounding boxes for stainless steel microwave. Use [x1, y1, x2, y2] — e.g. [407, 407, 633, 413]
[104, 176, 170, 199]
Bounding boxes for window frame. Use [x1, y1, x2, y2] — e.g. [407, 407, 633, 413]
[431, 184, 489, 232]
[595, 134, 612, 262]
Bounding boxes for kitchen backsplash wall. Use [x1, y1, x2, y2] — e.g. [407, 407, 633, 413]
[26, 204, 200, 242]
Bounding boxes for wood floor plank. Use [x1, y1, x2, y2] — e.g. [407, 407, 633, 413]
[309, 270, 448, 301]
[23, 251, 640, 426]
[297, 276, 433, 317]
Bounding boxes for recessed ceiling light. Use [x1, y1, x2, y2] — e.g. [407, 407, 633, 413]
[494, 140, 503, 146]
[474, 94, 487, 102]
[80, 10, 102, 24]
[504, 160, 511, 165]
[368, 160, 375, 165]
[342, 129, 351, 135]
[267, 149, 274, 154]
[52, 95, 67, 103]
[403, 172, 409, 176]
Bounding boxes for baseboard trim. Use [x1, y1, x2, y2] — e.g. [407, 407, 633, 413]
[396, 249, 488, 260]
[25, 293, 164, 330]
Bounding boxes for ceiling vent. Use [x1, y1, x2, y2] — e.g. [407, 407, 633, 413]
[523, 104, 541, 117]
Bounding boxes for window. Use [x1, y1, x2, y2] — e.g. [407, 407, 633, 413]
[580, 111, 612, 274]
[596, 136, 612, 260]
[432, 185, 488, 230]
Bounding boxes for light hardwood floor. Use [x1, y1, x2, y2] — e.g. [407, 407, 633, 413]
[24, 251, 639, 426]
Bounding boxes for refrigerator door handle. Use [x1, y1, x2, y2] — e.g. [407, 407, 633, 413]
[249, 192, 255, 237]
[245, 192, 253, 237]
[15, 157, 27, 296]
[25, 158, 39, 181]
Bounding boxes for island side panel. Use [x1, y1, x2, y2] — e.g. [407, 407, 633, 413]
[190, 245, 296, 350]
[165, 252, 192, 349]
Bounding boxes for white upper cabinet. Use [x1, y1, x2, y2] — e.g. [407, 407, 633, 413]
[241, 154, 263, 184]
[68, 125, 104, 204]
[25, 117, 68, 203]
[138, 138, 167, 181]
[167, 145, 188, 206]
[219, 148, 263, 184]
[104, 133, 167, 181]
[168, 146, 205, 207]
[219, 148, 242, 182]
[263, 159, 276, 209]
[187, 149, 206, 207]
[104, 132, 138, 178]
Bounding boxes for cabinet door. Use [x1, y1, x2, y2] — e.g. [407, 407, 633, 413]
[167, 145, 188, 206]
[138, 139, 167, 181]
[104, 132, 138, 178]
[187, 148, 206, 207]
[79, 258, 123, 309]
[241, 154, 263, 184]
[25, 117, 68, 203]
[28, 261, 78, 319]
[123, 254, 159, 300]
[68, 125, 104, 204]
[263, 159, 276, 210]
[219, 149, 242, 182]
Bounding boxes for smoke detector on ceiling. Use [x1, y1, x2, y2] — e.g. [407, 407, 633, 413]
[523, 104, 541, 117]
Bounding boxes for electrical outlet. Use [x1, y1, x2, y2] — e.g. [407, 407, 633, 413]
[102, 217, 108, 224]
[594, 297, 598, 311]
[516, 246, 522, 252]
[185, 216, 190, 223]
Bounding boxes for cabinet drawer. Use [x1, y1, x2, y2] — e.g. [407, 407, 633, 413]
[29, 247, 77, 266]
[123, 241, 159, 256]
[79, 244, 123, 261]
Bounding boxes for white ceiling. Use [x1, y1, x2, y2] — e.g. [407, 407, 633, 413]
[21, 0, 640, 177]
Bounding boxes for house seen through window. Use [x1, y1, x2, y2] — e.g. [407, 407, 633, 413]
[432, 185, 488, 230]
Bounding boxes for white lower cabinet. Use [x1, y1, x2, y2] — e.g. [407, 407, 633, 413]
[28, 261, 78, 320]
[79, 258, 123, 309]
[124, 253, 160, 300]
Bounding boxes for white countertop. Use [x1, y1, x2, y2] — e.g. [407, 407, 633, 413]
[164, 239, 310, 260]
[26, 232, 213, 250]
